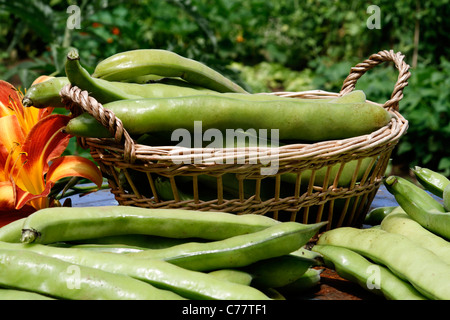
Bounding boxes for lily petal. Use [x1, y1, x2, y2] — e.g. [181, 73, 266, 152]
[0, 115, 25, 181]
[14, 181, 53, 210]
[0, 181, 15, 209]
[14, 155, 103, 210]
[46, 155, 104, 189]
[0, 80, 22, 118]
[18, 114, 71, 195]
[0, 180, 36, 226]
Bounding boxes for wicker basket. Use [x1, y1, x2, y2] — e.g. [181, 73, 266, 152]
[60, 50, 410, 230]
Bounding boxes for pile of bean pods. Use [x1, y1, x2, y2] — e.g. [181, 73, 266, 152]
[23, 48, 391, 143]
[314, 166, 450, 300]
[22, 48, 391, 203]
[0, 206, 326, 300]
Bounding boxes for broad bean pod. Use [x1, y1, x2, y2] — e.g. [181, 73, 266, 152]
[0, 217, 25, 242]
[208, 269, 253, 286]
[412, 166, 450, 198]
[364, 206, 398, 226]
[444, 184, 450, 212]
[312, 244, 426, 300]
[69, 233, 208, 249]
[0, 241, 269, 300]
[276, 268, 322, 296]
[380, 207, 450, 264]
[20, 206, 279, 244]
[64, 95, 392, 142]
[0, 247, 184, 300]
[127, 221, 326, 272]
[91, 49, 249, 93]
[384, 175, 450, 240]
[242, 254, 317, 288]
[22, 77, 69, 108]
[317, 227, 450, 300]
[0, 288, 55, 300]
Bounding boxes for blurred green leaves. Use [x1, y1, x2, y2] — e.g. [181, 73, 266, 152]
[0, 0, 449, 175]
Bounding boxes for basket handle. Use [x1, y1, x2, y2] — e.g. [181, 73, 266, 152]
[60, 84, 137, 163]
[340, 50, 411, 111]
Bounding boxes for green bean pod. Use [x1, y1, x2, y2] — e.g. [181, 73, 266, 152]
[66, 50, 362, 107]
[64, 95, 392, 141]
[127, 221, 327, 272]
[0, 288, 55, 300]
[65, 49, 146, 103]
[0, 218, 25, 243]
[276, 268, 322, 296]
[69, 233, 208, 249]
[364, 206, 398, 226]
[384, 175, 450, 240]
[0, 247, 184, 300]
[208, 269, 253, 286]
[242, 254, 317, 288]
[20, 206, 279, 244]
[0, 242, 269, 300]
[380, 207, 450, 264]
[69, 243, 146, 254]
[412, 166, 450, 198]
[444, 184, 450, 212]
[22, 77, 69, 108]
[91, 49, 248, 93]
[312, 244, 426, 300]
[317, 227, 450, 300]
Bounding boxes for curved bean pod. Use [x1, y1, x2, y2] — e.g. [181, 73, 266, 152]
[127, 221, 326, 272]
[276, 268, 322, 296]
[242, 254, 317, 288]
[0, 248, 184, 300]
[0, 288, 55, 300]
[412, 166, 450, 198]
[64, 95, 392, 141]
[364, 206, 398, 226]
[91, 49, 248, 93]
[20, 206, 279, 244]
[0, 242, 269, 300]
[380, 207, 450, 264]
[312, 244, 426, 300]
[444, 184, 450, 212]
[69, 233, 208, 249]
[0, 218, 25, 243]
[208, 269, 253, 286]
[22, 77, 69, 108]
[317, 227, 450, 300]
[384, 175, 450, 240]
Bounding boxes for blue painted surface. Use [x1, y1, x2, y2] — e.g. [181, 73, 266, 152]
[68, 184, 408, 212]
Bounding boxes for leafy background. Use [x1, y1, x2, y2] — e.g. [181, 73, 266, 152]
[1, 0, 449, 177]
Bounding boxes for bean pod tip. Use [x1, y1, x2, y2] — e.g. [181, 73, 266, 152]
[22, 97, 33, 107]
[21, 228, 40, 244]
[67, 49, 80, 61]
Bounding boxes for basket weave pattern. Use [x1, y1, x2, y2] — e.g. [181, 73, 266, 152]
[60, 50, 410, 230]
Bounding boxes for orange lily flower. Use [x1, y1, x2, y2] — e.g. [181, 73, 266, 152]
[0, 78, 103, 225]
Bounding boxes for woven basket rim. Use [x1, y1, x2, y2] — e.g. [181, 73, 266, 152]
[60, 49, 411, 166]
[80, 103, 407, 163]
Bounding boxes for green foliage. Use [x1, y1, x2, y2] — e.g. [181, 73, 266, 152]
[0, 0, 449, 176]
[395, 59, 450, 176]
